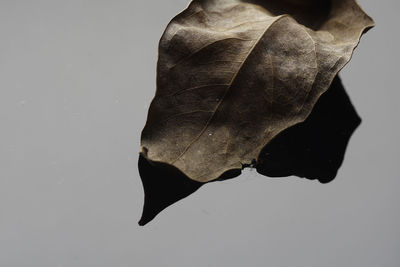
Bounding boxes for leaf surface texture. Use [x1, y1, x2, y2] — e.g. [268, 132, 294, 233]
[141, 0, 374, 182]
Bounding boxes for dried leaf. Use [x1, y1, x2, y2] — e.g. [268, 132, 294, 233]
[138, 75, 362, 225]
[140, 0, 374, 183]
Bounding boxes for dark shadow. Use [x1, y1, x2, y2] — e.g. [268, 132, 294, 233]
[138, 155, 203, 226]
[243, 0, 331, 30]
[256, 76, 361, 183]
[138, 75, 361, 225]
[138, 155, 242, 226]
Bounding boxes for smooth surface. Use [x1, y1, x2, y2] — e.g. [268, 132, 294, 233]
[0, 0, 398, 266]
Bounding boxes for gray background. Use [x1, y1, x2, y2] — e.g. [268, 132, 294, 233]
[0, 0, 398, 266]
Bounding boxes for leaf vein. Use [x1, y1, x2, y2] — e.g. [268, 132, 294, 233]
[171, 16, 286, 165]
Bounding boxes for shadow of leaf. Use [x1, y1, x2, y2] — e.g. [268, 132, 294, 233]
[256, 76, 361, 183]
[138, 75, 361, 225]
[138, 156, 203, 226]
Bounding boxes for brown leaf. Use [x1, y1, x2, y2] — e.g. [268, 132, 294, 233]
[140, 0, 374, 183]
[138, 75, 362, 225]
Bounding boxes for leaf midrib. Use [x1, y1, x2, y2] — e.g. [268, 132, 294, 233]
[170, 15, 286, 165]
